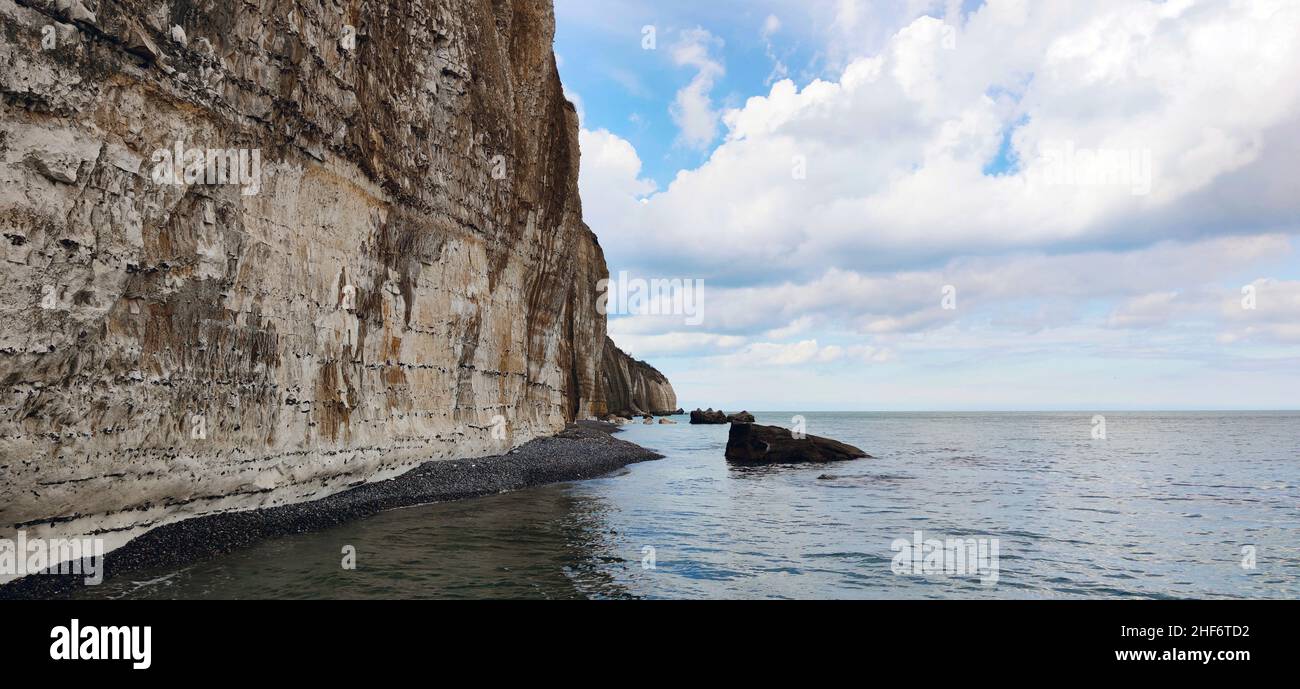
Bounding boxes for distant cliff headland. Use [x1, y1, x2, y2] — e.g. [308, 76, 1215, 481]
[0, 0, 674, 566]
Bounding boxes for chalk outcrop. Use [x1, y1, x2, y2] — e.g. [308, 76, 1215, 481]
[0, 0, 663, 566]
[599, 337, 677, 418]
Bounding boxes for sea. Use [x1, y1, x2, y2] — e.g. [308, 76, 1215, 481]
[75, 412, 1299, 599]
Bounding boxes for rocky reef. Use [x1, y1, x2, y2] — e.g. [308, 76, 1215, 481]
[725, 423, 871, 464]
[599, 336, 677, 418]
[0, 0, 666, 565]
[689, 408, 728, 424]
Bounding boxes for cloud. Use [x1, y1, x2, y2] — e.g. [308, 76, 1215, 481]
[669, 28, 726, 149]
[595, 233, 1296, 365]
[603, 327, 748, 359]
[713, 340, 893, 367]
[577, 128, 657, 232]
[761, 14, 790, 85]
[563, 1, 1300, 407]
[1218, 279, 1300, 344]
[580, 1, 1300, 284]
[762, 14, 782, 39]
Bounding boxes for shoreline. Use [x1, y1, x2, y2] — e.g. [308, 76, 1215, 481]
[0, 422, 663, 600]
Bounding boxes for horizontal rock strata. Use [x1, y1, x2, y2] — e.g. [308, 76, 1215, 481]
[599, 336, 677, 417]
[0, 0, 652, 575]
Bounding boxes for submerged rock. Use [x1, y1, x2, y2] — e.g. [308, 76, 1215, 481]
[690, 408, 728, 424]
[725, 423, 871, 464]
[658, 418, 677, 425]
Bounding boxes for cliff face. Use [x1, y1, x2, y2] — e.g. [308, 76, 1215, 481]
[0, 0, 618, 555]
[600, 337, 678, 417]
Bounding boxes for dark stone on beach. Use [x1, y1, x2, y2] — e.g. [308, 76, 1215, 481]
[725, 423, 871, 464]
[727, 411, 755, 423]
[690, 408, 728, 424]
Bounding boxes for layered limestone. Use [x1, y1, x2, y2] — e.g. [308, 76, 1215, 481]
[600, 337, 677, 417]
[0, 0, 630, 563]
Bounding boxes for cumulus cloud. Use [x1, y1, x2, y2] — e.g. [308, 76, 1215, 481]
[581, 0, 1300, 284]
[668, 28, 726, 149]
[567, 0, 1300, 405]
[577, 128, 656, 232]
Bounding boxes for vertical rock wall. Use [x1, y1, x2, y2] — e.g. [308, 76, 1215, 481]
[0, 0, 616, 556]
[600, 337, 678, 418]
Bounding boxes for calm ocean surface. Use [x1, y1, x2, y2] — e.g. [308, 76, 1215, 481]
[77, 412, 1299, 599]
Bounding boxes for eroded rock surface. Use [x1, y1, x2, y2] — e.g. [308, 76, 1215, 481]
[725, 423, 871, 464]
[690, 408, 728, 424]
[0, 0, 635, 565]
[599, 336, 677, 418]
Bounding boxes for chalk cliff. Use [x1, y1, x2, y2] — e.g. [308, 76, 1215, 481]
[600, 337, 678, 417]
[0, 0, 666, 558]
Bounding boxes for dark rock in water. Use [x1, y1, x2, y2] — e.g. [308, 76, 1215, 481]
[817, 474, 838, 480]
[725, 423, 871, 464]
[727, 410, 755, 423]
[690, 408, 728, 424]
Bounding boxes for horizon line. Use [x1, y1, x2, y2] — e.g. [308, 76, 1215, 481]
[674, 409, 1300, 414]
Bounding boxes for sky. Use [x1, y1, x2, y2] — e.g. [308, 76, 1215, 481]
[553, 0, 1300, 411]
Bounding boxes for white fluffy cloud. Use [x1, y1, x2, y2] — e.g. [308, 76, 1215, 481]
[669, 28, 726, 149]
[583, 0, 1300, 283]
[568, 0, 1300, 406]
